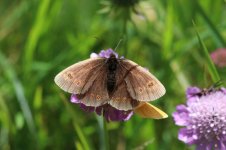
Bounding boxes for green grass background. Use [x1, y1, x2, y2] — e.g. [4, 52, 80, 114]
[0, 0, 226, 150]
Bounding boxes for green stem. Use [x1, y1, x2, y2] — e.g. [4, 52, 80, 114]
[97, 116, 109, 150]
[103, 119, 109, 150]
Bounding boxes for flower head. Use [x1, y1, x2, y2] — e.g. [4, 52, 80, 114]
[111, 0, 139, 7]
[99, 0, 142, 21]
[90, 49, 118, 58]
[211, 48, 226, 68]
[71, 94, 133, 121]
[173, 87, 226, 150]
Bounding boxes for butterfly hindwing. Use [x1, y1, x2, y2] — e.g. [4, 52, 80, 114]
[54, 57, 105, 94]
[119, 59, 166, 101]
[134, 102, 168, 119]
[77, 65, 109, 107]
[109, 81, 139, 111]
[108, 65, 139, 111]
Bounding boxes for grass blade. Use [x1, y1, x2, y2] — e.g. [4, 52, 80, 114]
[193, 22, 221, 82]
[23, 0, 51, 76]
[196, 1, 226, 47]
[59, 93, 90, 150]
[0, 51, 36, 137]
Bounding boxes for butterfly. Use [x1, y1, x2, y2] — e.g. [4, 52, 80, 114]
[54, 50, 166, 118]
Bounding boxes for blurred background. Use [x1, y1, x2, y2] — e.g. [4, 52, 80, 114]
[0, 0, 226, 150]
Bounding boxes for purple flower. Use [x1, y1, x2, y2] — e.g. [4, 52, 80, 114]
[90, 49, 119, 59]
[71, 94, 133, 122]
[71, 49, 133, 121]
[173, 87, 226, 150]
[211, 48, 226, 68]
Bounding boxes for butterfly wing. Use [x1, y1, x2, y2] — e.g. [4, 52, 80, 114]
[134, 102, 168, 119]
[108, 65, 139, 111]
[109, 81, 139, 111]
[119, 59, 166, 101]
[54, 57, 106, 94]
[77, 65, 109, 107]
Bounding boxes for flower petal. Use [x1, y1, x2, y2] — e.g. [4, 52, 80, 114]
[220, 88, 226, 94]
[196, 143, 213, 150]
[93, 104, 133, 121]
[219, 140, 226, 150]
[178, 128, 196, 144]
[90, 53, 99, 58]
[80, 103, 95, 112]
[98, 49, 118, 58]
[71, 94, 80, 103]
[186, 87, 201, 99]
[172, 105, 189, 126]
[102, 105, 133, 121]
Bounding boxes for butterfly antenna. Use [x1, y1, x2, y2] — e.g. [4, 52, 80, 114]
[114, 39, 123, 52]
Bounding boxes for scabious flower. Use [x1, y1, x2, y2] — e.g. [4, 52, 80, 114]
[71, 49, 133, 122]
[90, 49, 118, 58]
[100, 0, 140, 11]
[99, 0, 157, 34]
[111, 0, 139, 7]
[173, 87, 226, 150]
[211, 48, 226, 68]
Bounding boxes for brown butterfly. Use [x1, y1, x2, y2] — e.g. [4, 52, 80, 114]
[54, 50, 166, 112]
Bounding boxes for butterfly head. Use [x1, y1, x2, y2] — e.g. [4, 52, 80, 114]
[109, 53, 116, 58]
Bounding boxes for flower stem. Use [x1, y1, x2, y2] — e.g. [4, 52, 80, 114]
[103, 119, 110, 150]
[97, 115, 109, 150]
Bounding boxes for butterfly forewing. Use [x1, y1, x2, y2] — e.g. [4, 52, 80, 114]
[77, 66, 109, 107]
[119, 59, 166, 101]
[54, 57, 105, 94]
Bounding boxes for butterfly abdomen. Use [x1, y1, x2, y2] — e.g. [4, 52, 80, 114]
[107, 54, 118, 93]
